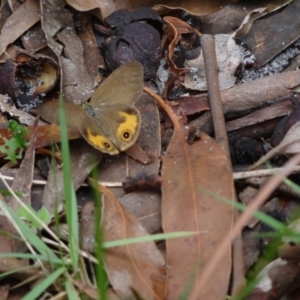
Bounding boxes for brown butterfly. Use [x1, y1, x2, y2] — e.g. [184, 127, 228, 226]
[38, 61, 143, 155]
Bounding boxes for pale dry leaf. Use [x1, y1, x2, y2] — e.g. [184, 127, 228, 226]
[184, 34, 242, 91]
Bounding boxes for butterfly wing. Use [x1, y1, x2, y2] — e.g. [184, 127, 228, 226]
[80, 115, 120, 155]
[90, 61, 143, 106]
[81, 103, 141, 154]
[38, 101, 86, 131]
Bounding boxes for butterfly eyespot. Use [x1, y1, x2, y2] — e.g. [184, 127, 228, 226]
[104, 142, 111, 149]
[123, 132, 131, 140]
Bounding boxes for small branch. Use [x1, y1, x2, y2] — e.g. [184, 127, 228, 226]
[201, 34, 231, 161]
[234, 165, 300, 180]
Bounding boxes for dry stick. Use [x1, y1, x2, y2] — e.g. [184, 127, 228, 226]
[234, 166, 300, 180]
[201, 35, 230, 159]
[201, 34, 245, 296]
[189, 152, 300, 299]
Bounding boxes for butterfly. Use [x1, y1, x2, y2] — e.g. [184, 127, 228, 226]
[38, 61, 143, 155]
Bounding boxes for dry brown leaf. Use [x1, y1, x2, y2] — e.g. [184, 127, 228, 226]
[99, 185, 166, 300]
[40, 0, 94, 104]
[200, 0, 292, 35]
[164, 16, 197, 74]
[144, 87, 234, 299]
[74, 12, 105, 78]
[119, 191, 161, 234]
[66, 0, 236, 20]
[239, 0, 300, 66]
[0, 0, 40, 56]
[41, 141, 102, 214]
[162, 130, 234, 299]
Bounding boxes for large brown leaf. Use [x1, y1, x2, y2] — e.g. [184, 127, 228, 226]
[162, 130, 234, 299]
[144, 87, 234, 299]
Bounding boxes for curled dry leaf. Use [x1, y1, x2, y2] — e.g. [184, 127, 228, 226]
[15, 53, 59, 103]
[0, 51, 59, 111]
[164, 16, 200, 74]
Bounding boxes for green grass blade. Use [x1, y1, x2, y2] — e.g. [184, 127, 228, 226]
[2, 203, 59, 263]
[22, 267, 65, 300]
[0, 265, 38, 280]
[91, 168, 108, 300]
[103, 231, 197, 248]
[66, 280, 80, 300]
[58, 94, 79, 269]
[0, 253, 64, 264]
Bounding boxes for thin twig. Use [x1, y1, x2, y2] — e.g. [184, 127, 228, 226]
[201, 34, 230, 160]
[234, 166, 300, 179]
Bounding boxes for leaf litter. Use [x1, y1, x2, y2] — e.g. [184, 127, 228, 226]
[0, 0, 300, 299]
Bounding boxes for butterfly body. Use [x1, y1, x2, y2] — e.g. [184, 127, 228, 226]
[38, 61, 143, 155]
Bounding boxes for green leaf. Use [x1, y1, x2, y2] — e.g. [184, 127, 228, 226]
[8, 119, 28, 148]
[18, 205, 51, 229]
[0, 189, 22, 197]
[2, 202, 59, 263]
[0, 120, 28, 163]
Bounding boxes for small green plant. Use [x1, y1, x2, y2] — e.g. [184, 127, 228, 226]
[0, 120, 28, 163]
[18, 205, 51, 229]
